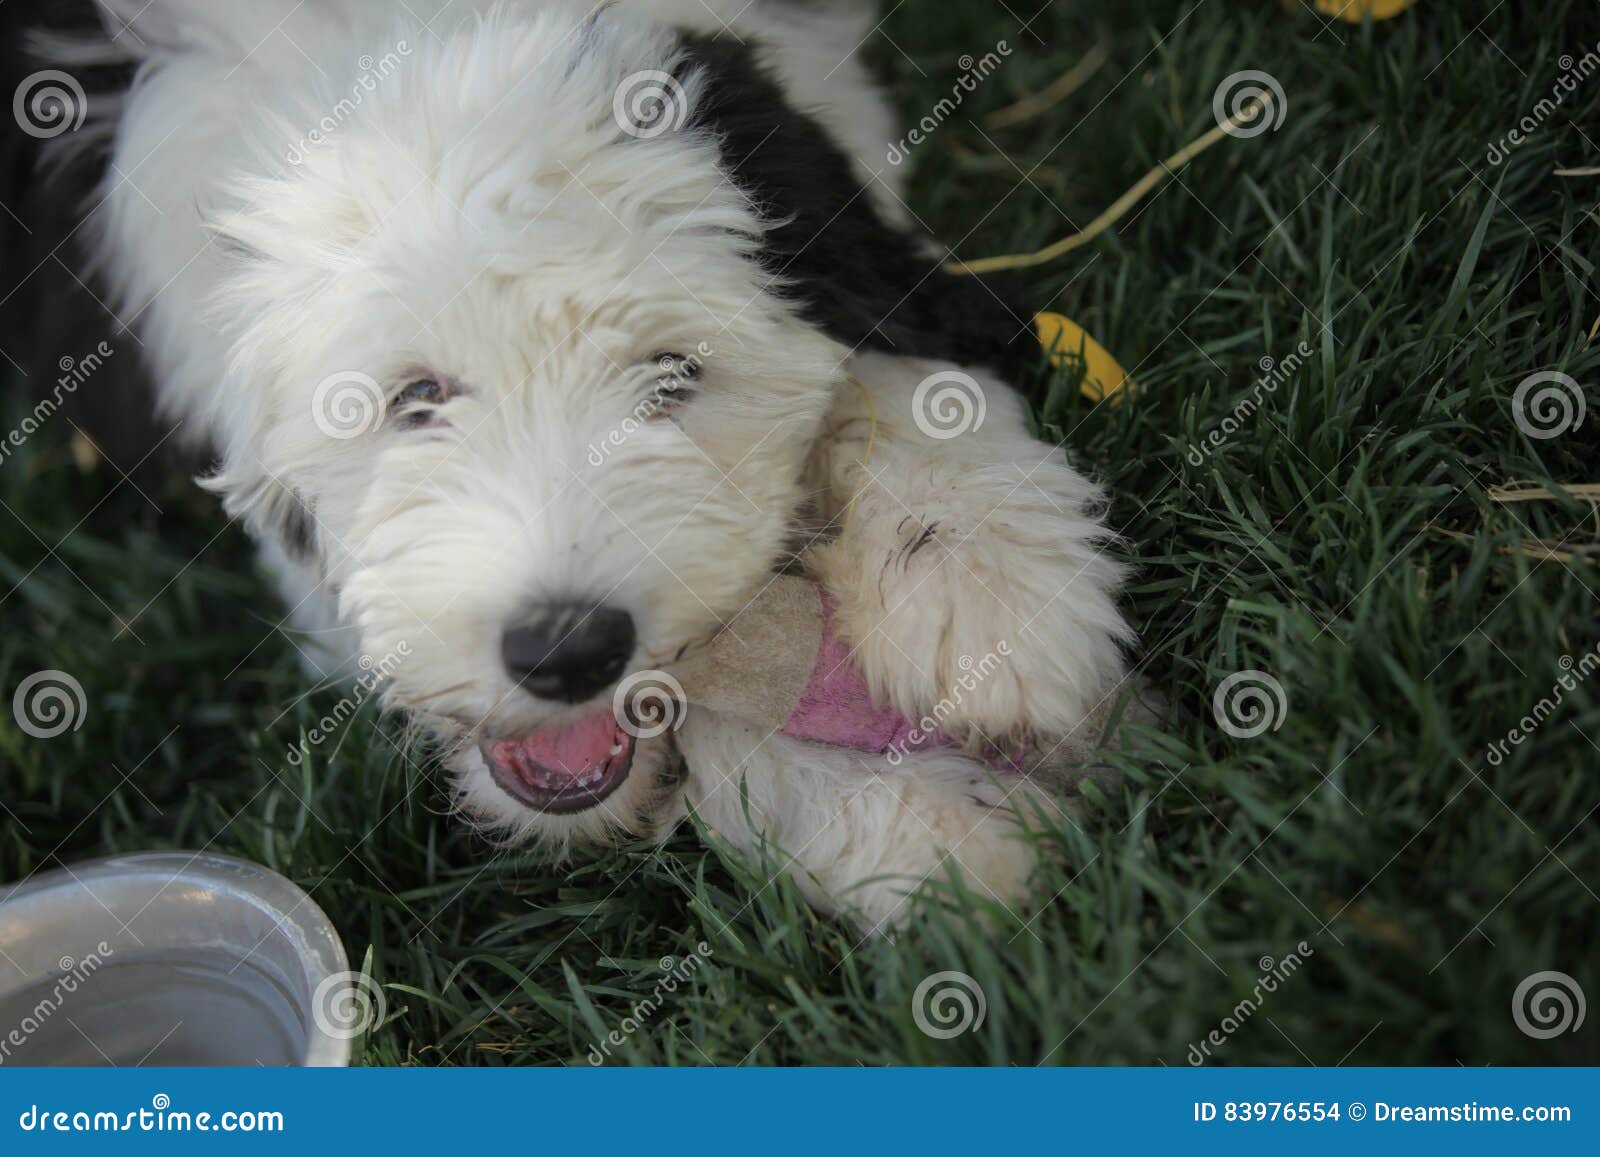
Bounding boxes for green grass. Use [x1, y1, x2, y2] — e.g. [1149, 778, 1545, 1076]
[3, 0, 1598, 1065]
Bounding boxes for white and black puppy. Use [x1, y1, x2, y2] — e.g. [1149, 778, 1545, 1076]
[32, 0, 1131, 931]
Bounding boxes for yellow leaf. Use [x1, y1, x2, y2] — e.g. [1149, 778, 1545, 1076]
[1312, 0, 1418, 21]
[1035, 311, 1133, 402]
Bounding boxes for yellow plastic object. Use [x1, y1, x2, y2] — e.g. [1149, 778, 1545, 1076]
[1312, 0, 1417, 21]
[1035, 311, 1132, 403]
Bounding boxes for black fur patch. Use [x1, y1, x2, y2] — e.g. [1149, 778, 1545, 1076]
[1, 0, 325, 566]
[676, 34, 1039, 383]
[1, 0, 187, 485]
[279, 493, 320, 561]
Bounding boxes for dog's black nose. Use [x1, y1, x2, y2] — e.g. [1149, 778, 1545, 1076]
[501, 603, 636, 703]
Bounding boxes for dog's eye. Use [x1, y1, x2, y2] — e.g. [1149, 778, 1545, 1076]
[395, 378, 446, 408]
[645, 353, 700, 416]
[652, 352, 702, 384]
[391, 378, 451, 428]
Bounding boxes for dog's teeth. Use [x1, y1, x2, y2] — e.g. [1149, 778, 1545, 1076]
[609, 744, 623, 756]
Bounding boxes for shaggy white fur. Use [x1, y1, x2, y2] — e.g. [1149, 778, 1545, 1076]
[51, 0, 1132, 930]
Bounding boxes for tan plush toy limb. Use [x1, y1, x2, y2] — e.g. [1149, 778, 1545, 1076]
[668, 574, 944, 757]
[669, 575, 824, 728]
[668, 573, 1157, 792]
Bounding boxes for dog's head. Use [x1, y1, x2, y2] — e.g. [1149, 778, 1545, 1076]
[192, 4, 1022, 846]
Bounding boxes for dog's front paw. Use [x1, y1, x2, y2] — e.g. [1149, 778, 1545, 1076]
[811, 354, 1134, 753]
[815, 443, 1132, 751]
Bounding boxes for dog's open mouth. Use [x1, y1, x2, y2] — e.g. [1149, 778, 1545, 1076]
[481, 706, 635, 815]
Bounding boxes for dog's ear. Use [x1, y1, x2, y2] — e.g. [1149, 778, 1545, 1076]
[675, 34, 1037, 382]
[85, 0, 290, 56]
[200, 463, 321, 565]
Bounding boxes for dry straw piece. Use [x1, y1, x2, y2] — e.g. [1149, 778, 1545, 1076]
[944, 98, 1271, 277]
[982, 41, 1109, 130]
[1487, 483, 1600, 505]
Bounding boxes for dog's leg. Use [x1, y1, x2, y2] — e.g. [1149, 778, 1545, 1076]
[809, 351, 1135, 761]
[675, 710, 1041, 933]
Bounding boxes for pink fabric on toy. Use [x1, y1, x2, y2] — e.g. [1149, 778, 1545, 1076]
[781, 591, 1022, 772]
[780, 590, 942, 757]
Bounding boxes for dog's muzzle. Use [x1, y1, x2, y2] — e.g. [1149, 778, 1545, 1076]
[501, 602, 636, 704]
[480, 706, 635, 815]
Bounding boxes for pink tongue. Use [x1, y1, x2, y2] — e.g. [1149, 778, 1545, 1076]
[513, 706, 625, 778]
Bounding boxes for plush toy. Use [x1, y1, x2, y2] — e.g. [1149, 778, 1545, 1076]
[671, 575, 954, 760]
[669, 575, 1135, 785]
